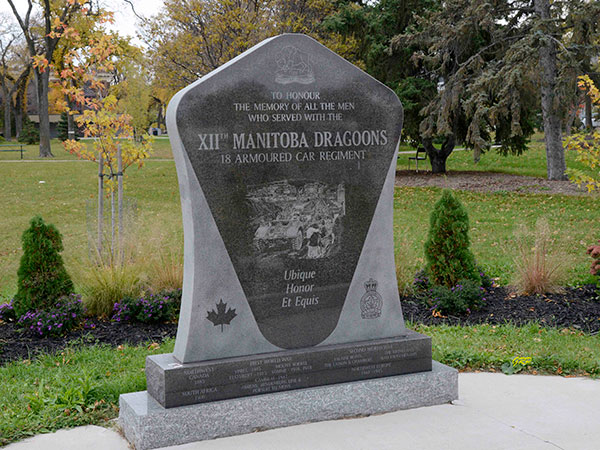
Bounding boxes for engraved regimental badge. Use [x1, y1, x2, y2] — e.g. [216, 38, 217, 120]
[360, 278, 383, 319]
[275, 46, 315, 85]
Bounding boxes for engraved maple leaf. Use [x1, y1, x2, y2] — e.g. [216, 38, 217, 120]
[206, 299, 237, 332]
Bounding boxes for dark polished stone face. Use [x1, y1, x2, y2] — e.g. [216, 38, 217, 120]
[175, 36, 402, 350]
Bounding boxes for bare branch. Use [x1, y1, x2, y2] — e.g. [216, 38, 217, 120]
[120, 0, 144, 20]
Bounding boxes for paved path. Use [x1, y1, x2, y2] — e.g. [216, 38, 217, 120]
[6, 372, 600, 450]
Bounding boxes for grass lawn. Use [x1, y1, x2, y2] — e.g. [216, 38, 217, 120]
[0, 136, 598, 446]
[393, 187, 598, 287]
[0, 137, 174, 162]
[1, 323, 598, 446]
[397, 135, 593, 179]
[0, 159, 182, 297]
[1, 136, 599, 296]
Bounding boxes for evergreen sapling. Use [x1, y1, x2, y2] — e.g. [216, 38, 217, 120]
[424, 190, 478, 287]
[13, 216, 74, 316]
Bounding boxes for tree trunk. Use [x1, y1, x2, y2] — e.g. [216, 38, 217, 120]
[585, 94, 593, 130]
[156, 103, 164, 130]
[97, 154, 104, 262]
[534, 0, 566, 181]
[473, 146, 482, 164]
[117, 145, 124, 264]
[565, 103, 577, 136]
[34, 69, 53, 157]
[2, 85, 11, 140]
[13, 70, 29, 139]
[14, 86, 24, 139]
[423, 135, 455, 174]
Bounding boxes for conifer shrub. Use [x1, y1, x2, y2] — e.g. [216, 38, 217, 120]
[13, 216, 74, 316]
[57, 112, 79, 141]
[57, 112, 69, 141]
[18, 115, 39, 145]
[424, 190, 478, 287]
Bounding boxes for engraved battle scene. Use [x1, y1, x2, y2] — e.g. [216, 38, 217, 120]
[247, 180, 345, 259]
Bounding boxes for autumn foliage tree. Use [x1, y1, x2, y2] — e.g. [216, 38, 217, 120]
[141, 0, 360, 96]
[6, 0, 97, 157]
[59, 32, 151, 265]
[565, 76, 600, 192]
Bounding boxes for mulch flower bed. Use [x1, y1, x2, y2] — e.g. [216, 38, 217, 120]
[402, 284, 600, 333]
[1, 285, 598, 366]
[0, 319, 177, 366]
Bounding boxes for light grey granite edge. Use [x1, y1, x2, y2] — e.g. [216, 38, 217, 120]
[119, 361, 458, 450]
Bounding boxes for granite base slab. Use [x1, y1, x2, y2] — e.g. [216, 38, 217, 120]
[147, 331, 431, 408]
[119, 360, 458, 450]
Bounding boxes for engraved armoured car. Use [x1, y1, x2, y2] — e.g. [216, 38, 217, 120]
[248, 181, 345, 257]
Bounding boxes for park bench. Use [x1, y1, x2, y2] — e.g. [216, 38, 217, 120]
[408, 146, 427, 172]
[0, 143, 25, 159]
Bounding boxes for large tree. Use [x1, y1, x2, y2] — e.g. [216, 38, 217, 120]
[5, 0, 94, 157]
[0, 18, 16, 140]
[141, 0, 359, 97]
[392, 0, 600, 179]
[322, 0, 437, 146]
[0, 15, 31, 141]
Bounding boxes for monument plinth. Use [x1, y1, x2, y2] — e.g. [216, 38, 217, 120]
[119, 34, 457, 450]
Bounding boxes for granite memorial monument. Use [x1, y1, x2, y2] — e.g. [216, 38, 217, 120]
[119, 34, 457, 449]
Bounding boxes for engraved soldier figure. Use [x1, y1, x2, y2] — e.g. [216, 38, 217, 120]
[306, 223, 321, 258]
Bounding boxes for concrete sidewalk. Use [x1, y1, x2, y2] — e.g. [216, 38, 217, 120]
[7, 372, 600, 450]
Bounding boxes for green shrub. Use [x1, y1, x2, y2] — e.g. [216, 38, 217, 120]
[112, 291, 179, 324]
[425, 279, 485, 315]
[18, 115, 39, 145]
[13, 216, 74, 316]
[424, 190, 478, 287]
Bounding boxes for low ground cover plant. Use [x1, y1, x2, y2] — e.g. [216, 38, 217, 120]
[112, 289, 181, 324]
[0, 299, 16, 322]
[17, 294, 86, 337]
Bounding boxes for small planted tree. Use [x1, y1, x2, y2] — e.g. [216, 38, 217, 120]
[424, 190, 478, 288]
[13, 216, 74, 316]
[60, 33, 151, 265]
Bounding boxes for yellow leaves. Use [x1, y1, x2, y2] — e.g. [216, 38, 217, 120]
[578, 75, 600, 104]
[32, 55, 49, 72]
[58, 31, 152, 196]
[564, 77, 600, 192]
